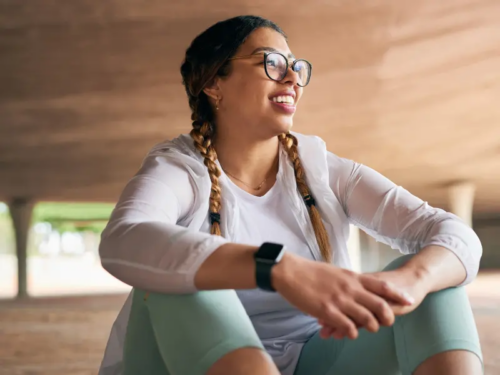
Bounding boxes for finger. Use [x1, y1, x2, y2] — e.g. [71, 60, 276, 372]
[319, 326, 334, 339]
[360, 275, 414, 306]
[322, 306, 358, 340]
[332, 330, 345, 340]
[319, 319, 361, 330]
[342, 300, 380, 333]
[356, 291, 395, 326]
[388, 302, 409, 316]
[322, 326, 346, 340]
[319, 321, 354, 340]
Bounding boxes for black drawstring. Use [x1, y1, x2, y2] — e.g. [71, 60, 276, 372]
[209, 212, 221, 225]
[303, 194, 316, 207]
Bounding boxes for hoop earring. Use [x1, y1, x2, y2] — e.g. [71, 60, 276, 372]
[215, 97, 220, 111]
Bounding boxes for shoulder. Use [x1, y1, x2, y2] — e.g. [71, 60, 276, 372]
[146, 133, 202, 162]
[291, 131, 327, 150]
[139, 133, 205, 179]
[291, 131, 358, 173]
[326, 151, 359, 174]
[128, 134, 205, 219]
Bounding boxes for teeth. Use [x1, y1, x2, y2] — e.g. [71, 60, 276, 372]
[272, 95, 294, 104]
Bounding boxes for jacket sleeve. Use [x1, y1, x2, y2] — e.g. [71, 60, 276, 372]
[99, 155, 229, 294]
[327, 152, 482, 286]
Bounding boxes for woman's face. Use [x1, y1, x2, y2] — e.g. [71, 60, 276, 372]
[209, 27, 304, 140]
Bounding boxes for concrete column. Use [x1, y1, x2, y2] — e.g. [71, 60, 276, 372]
[448, 181, 476, 227]
[366, 234, 381, 272]
[347, 224, 362, 272]
[8, 198, 34, 298]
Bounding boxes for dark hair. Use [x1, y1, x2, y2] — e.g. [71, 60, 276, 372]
[180, 16, 332, 262]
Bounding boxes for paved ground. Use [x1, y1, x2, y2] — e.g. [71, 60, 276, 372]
[0, 274, 499, 375]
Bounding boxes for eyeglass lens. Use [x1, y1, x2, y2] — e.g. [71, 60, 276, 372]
[265, 53, 311, 87]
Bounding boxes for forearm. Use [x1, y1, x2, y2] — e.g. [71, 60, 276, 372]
[399, 245, 467, 293]
[100, 219, 230, 294]
[194, 243, 260, 290]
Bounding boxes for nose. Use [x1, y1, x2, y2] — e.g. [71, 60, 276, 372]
[282, 64, 301, 87]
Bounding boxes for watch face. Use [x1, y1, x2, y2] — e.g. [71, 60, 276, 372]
[257, 243, 285, 262]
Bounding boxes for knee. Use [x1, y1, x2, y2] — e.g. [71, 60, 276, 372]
[207, 348, 279, 375]
[131, 289, 271, 375]
[382, 254, 414, 272]
[381, 255, 471, 308]
[393, 286, 482, 374]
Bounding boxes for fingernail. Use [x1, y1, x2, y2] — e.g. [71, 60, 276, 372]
[403, 292, 414, 304]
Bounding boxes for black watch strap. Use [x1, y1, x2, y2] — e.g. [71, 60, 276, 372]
[254, 242, 285, 292]
[255, 260, 276, 292]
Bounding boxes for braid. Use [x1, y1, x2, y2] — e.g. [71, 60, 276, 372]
[189, 101, 223, 236]
[180, 16, 288, 238]
[279, 133, 332, 262]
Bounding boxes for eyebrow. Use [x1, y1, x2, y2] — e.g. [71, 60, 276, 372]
[251, 47, 295, 60]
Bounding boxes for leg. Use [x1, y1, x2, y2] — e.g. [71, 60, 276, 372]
[294, 320, 400, 375]
[384, 255, 483, 375]
[294, 255, 483, 375]
[207, 347, 278, 375]
[123, 288, 278, 375]
[413, 350, 483, 375]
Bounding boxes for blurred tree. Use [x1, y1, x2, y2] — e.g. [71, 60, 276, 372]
[32, 202, 115, 234]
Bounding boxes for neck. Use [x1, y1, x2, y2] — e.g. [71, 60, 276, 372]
[213, 131, 280, 185]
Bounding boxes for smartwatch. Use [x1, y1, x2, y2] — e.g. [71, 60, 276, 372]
[254, 242, 286, 292]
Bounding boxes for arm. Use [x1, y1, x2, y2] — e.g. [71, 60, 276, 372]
[328, 153, 482, 288]
[400, 245, 466, 293]
[99, 154, 238, 294]
[101, 151, 412, 337]
[101, 152, 281, 294]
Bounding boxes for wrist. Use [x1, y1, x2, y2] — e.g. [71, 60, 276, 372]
[399, 263, 434, 292]
[271, 252, 298, 292]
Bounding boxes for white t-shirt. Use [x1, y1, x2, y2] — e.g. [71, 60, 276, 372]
[222, 172, 319, 374]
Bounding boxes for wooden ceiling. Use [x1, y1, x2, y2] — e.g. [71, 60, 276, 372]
[1, 0, 500, 213]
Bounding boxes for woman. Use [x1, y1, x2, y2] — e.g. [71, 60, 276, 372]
[98, 15, 483, 375]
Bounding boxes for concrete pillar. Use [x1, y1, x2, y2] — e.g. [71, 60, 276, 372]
[366, 234, 381, 272]
[8, 198, 34, 298]
[448, 181, 476, 227]
[347, 224, 362, 272]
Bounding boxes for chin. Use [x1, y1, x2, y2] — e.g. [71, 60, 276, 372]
[258, 114, 294, 139]
[270, 119, 293, 136]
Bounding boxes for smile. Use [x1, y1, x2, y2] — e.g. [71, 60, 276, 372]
[271, 95, 295, 105]
[270, 98, 296, 114]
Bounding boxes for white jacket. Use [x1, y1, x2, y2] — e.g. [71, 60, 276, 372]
[98, 132, 482, 375]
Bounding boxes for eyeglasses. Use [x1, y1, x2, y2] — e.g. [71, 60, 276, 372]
[228, 52, 312, 87]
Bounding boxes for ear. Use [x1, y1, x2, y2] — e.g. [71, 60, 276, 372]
[202, 76, 223, 102]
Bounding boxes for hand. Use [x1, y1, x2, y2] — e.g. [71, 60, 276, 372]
[318, 266, 430, 339]
[272, 253, 415, 340]
[368, 267, 431, 315]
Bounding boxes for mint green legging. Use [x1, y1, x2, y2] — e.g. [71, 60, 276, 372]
[123, 255, 483, 375]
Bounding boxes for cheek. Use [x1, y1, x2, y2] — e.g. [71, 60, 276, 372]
[230, 82, 271, 112]
[295, 89, 304, 104]
[237, 69, 271, 102]
[222, 68, 275, 114]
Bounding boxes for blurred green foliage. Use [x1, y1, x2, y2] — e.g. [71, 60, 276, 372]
[32, 202, 115, 233]
[0, 202, 115, 255]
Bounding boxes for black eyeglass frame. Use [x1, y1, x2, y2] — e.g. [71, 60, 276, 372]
[228, 52, 312, 87]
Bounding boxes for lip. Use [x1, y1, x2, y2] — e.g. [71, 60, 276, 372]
[269, 90, 296, 114]
[270, 101, 296, 114]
